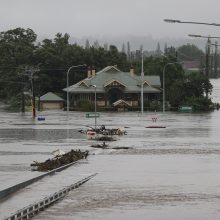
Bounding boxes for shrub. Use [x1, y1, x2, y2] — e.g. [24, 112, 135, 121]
[76, 100, 94, 111]
[183, 96, 214, 111]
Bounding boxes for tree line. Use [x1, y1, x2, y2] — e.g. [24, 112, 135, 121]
[0, 27, 214, 111]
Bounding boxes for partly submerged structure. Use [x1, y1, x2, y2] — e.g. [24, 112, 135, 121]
[40, 92, 64, 110]
[64, 66, 161, 110]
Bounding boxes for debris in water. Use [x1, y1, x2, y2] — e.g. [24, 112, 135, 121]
[90, 142, 109, 149]
[30, 149, 89, 172]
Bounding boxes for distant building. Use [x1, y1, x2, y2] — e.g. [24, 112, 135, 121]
[64, 66, 161, 110]
[182, 61, 201, 72]
[40, 92, 64, 110]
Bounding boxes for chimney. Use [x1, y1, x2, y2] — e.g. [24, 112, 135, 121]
[87, 66, 92, 78]
[130, 65, 134, 77]
[92, 66, 96, 77]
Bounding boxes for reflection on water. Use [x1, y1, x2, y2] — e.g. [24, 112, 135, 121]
[34, 154, 220, 220]
[0, 128, 81, 142]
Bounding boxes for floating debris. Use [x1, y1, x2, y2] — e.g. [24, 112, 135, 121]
[31, 149, 89, 172]
[110, 147, 131, 150]
[52, 149, 65, 156]
[95, 136, 117, 141]
[90, 142, 109, 149]
[145, 126, 166, 128]
[83, 125, 127, 140]
[89, 142, 132, 150]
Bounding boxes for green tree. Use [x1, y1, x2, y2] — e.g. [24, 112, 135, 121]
[184, 72, 212, 97]
[132, 55, 213, 110]
[0, 28, 37, 105]
[34, 33, 86, 96]
[177, 44, 204, 61]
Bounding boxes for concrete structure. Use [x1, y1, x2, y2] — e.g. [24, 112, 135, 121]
[63, 66, 161, 110]
[40, 92, 64, 110]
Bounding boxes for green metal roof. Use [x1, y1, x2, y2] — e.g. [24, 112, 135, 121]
[40, 92, 64, 101]
[63, 66, 161, 94]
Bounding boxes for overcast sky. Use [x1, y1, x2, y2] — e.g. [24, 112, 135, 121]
[1, 0, 220, 42]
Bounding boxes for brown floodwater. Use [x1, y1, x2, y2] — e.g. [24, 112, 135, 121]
[1, 79, 220, 220]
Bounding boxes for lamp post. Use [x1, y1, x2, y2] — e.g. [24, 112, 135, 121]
[164, 19, 220, 26]
[92, 85, 97, 129]
[188, 34, 220, 39]
[66, 64, 86, 121]
[163, 62, 180, 113]
[141, 50, 144, 115]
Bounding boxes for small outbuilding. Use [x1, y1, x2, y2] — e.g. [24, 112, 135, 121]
[40, 92, 64, 110]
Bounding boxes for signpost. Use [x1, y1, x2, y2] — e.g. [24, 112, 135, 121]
[85, 112, 100, 118]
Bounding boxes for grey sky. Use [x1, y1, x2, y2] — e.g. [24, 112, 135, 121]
[1, 0, 220, 41]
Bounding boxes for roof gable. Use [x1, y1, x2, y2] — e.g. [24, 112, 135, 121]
[104, 79, 127, 88]
[78, 81, 89, 87]
[143, 80, 151, 86]
[40, 92, 64, 101]
[113, 99, 131, 107]
[100, 66, 121, 74]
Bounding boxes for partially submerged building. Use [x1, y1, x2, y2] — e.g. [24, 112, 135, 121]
[40, 92, 64, 110]
[64, 66, 161, 110]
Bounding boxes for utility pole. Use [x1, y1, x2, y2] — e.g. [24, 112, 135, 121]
[205, 37, 211, 77]
[210, 47, 214, 77]
[188, 34, 220, 77]
[214, 42, 218, 78]
[25, 66, 40, 118]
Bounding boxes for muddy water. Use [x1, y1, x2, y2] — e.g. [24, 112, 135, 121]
[1, 80, 220, 219]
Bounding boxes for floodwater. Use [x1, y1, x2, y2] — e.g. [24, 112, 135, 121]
[1, 79, 220, 219]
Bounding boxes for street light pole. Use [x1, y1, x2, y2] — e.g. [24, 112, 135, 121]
[164, 19, 220, 26]
[92, 85, 97, 130]
[66, 64, 86, 121]
[163, 62, 180, 113]
[141, 50, 144, 115]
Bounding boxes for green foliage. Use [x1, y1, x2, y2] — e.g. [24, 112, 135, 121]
[168, 78, 186, 107]
[0, 27, 215, 112]
[177, 44, 204, 61]
[0, 28, 37, 103]
[133, 55, 213, 111]
[184, 72, 212, 97]
[76, 100, 94, 111]
[149, 100, 162, 111]
[183, 96, 214, 111]
[6, 93, 31, 111]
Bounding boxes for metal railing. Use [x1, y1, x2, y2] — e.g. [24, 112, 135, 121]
[3, 173, 97, 220]
[0, 161, 80, 201]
